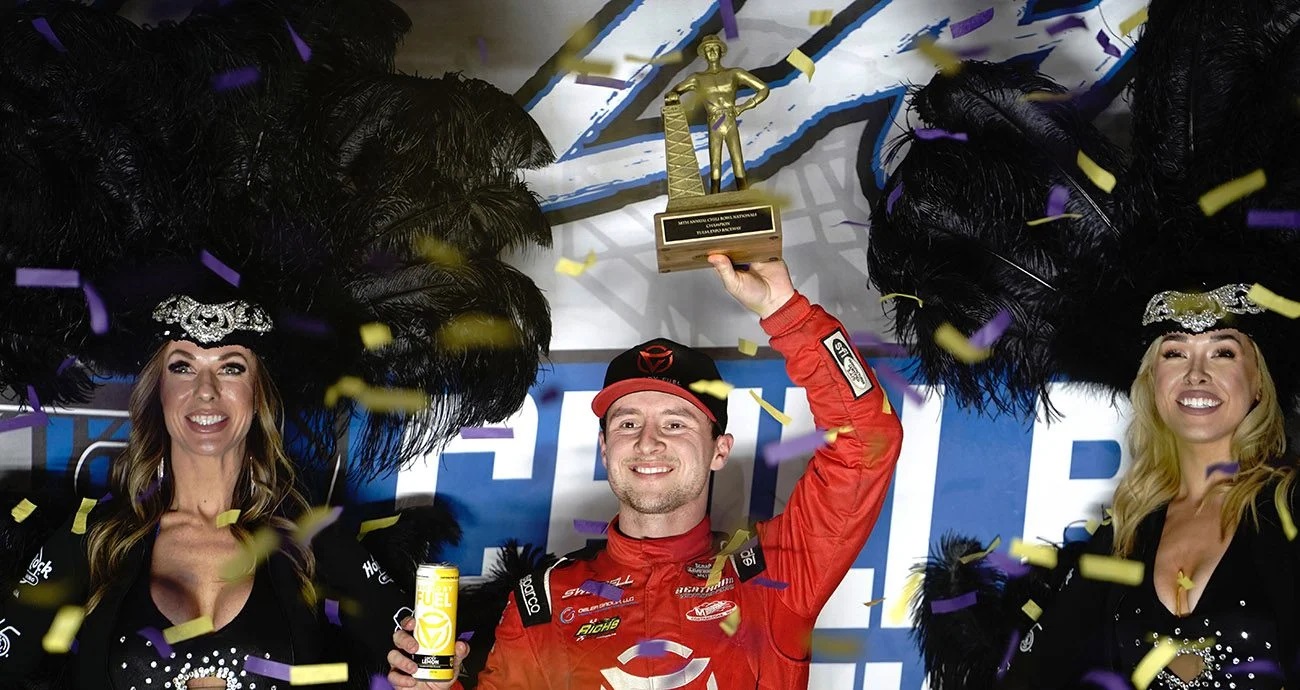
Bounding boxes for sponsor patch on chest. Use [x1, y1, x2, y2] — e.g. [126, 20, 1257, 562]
[674, 577, 735, 598]
[685, 561, 713, 580]
[574, 616, 621, 640]
[685, 600, 736, 622]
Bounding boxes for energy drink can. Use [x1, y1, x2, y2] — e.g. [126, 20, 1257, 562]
[412, 563, 459, 681]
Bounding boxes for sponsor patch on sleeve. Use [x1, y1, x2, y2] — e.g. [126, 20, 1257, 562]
[820, 329, 873, 399]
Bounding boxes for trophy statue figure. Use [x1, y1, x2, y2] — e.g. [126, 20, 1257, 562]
[653, 35, 782, 273]
[665, 34, 769, 193]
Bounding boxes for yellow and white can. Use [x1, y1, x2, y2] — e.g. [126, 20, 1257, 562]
[412, 563, 459, 681]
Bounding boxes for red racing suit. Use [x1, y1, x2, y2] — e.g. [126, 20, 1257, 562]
[464, 293, 903, 689]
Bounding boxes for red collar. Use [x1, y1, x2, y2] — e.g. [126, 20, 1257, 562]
[604, 515, 714, 566]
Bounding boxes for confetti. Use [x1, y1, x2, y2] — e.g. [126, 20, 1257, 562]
[1095, 30, 1121, 58]
[358, 514, 401, 539]
[294, 506, 342, 544]
[968, 309, 1013, 349]
[836, 219, 870, 228]
[1027, 213, 1083, 226]
[1177, 571, 1194, 591]
[163, 615, 215, 644]
[749, 390, 792, 425]
[211, 66, 262, 92]
[82, 283, 109, 335]
[1077, 150, 1116, 192]
[916, 36, 961, 75]
[1083, 669, 1131, 690]
[359, 322, 392, 350]
[986, 550, 1032, 577]
[1009, 538, 1057, 568]
[215, 509, 241, 527]
[1119, 7, 1149, 36]
[579, 579, 624, 601]
[1277, 495, 1298, 540]
[712, 114, 727, 131]
[1078, 554, 1143, 585]
[786, 48, 815, 81]
[324, 598, 342, 626]
[887, 572, 922, 625]
[1247, 209, 1300, 228]
[809, 9, 833, 26]
[57, 356, 77, 374]
[850, 331, 909, 357]
[371, 674, 395, 690]
[137, 627, 174, 658]
[458, 631, 475, 641]
[32, 17, 68, 53]
[752, 577, 789, 590]
[43, 605, 84, 653]
[719, 0, 738, 38]
[954, 46, 990, 59]
[930, 591, 977, 614]
[558, 55, 616, 76]
[718, 607, 740, 636]
[15, 268, 79, 288]
[199, 250, 241, 287]
[761, 430, 828, 466]
[437, 313, 520, 351]
[477, 37, 488, 64]
[719, 528, 751, 556]
[71, 497, 97, 535]
[886, 183, 904, 215]
[11, 498, 36, 523]
[281, 313, 333, 337]
[1132, 638, 1179, 690]
[633, 639, 669, 657]
[1206, 461, 1239, 477]
[879, 292, 924, 308]
[219, 528, 280, 580]
[689, 379, 734, 400]
[950, 7, 993, 38]
[414, 236, 466, 267]
[285, 19, 311, 61]
[997, 630, 1021, 680]
[0, 411, 49, 434]
[1248, 283, 1300, 319]
[737, 338, 759, 356]
[823, 425, 853, 443]
[245, 656, 292, 680]
[555, 250, 597, 277]
[914, 128, 968, 142]
[1021, 599, 1042, 621]
[872, 364, 924, 404]
[1046, 184, 1069, 216]
[1021, 91, 1073, 102]
[704, 555, 727, 588]
[459, 426, 514, 439]
[1224, 660, 1284, 677]
[957, 535, 1002, 564]
[361, 387, 429, 413]
[863, 597, 885, 607]
[573, 519, 609, 535]
[575, 74, 630, 89]
[934, 323, 991, 363]
[1199, 169, 1267, 216]
[623, 52, 683, 65]
[1046, 15, 1086, 35]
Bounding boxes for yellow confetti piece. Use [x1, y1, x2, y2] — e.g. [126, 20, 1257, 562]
[71, 497, 97, 535]
[1021, 599, 1043, 621]
[719, 607, 741, 636]
[437, 313, 520, 351]
[809, 9, 833, 25]
[359, 322, 392, 350]
[1026, 213, 1083, 226]
[887, 571, 922, 625]
[823, 425, 853, 443]
[1199, 169, 1266, 217]
[689, 379, 734, 400]
[880, 292, 924, 308]
[289, 663, 350, 685]
[1020, 91, 1073, 102]
[42, 605, 84, 653]
[786, 48, 815, 81]
[958, 535, 1002, 564]
[555, 250, 598, 277]
[916, 36, 961, 75]
[933, 323, 991, 364]
[719, 528, 751, 556]
[163, 616, 215, 644]
[1277, 494, 1298, 541]
[358, 387, 429, 413]
[1078, 554, 1144, 585]
[749, 390, 792, 425]
[1132, 638, 1179, 690]
[16, 579, 76, 609]
[294, 506, 340, 543]
[863, 597, 885, 608]
[881, 393, 892, 415]
[742, 188, 793, 211]
[215, 509, 241, 527]
[624, 51, 684, 64]
[1077, 150, 1116, 193]
[1009, 538, 1057, 568]
[558, 55, 615, 76]
[1177, 571, 1194, 591]
[809, 633, 860, 656]
[11, 498, 36, 523]
[413, 236, 465, 267]
[737, 338, 759, 356]
[705, 555, 727, 588]
[1248, 283, 1300, 319]
[219, 528, 281, 581]
[324, 376, 367, 407]
[358, 513, 401, 539]
[1119, 7, 1149, 36]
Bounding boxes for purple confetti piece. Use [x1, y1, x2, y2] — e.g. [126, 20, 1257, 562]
[477, 37, 488, 64]
[1247, 209, 1300, 228]
[915, 128, 969, 142]
[579, 579, 624, 601]
[200, 250, 241, 287]
[82, 283, 108, 335]
[538, 385, 563, 404]
[1225, 659, 1284, 676]
[752, 576, 790, 590]
[954, 46, 991, 59]
[719, 0, 739, 39]
[874, 364, 925, 404]
[56, 356, 77, 375]
[930, 590, 977, 614]
[136, 627, 174, 658]
[26, 385, 41, 412]
[712, 114, 727, 130]
[968, 309, 1013, 349]
[32, 17, 68, 53]
[836, 219, 871, 228]
[1046, 185, 1069, 217]
[457, 630, 474, 641]
[244, 655, 292, 680]
[575, 74, 630, 89]
[1206, 461, 1239, 477]
[996, 629, 1021, 679]
[1080, 669, 1130, 690]
[324, 598, 341, 626]
[633, 639, 669, 658]
[886, 183, 904, 215]
[16, 268, 80, 288]
[950, 7, 994, 38]
[370, 675, 396, 690]
[985, 550, 1032, 578]
[459, 426, 514, 439]
[285, 20, 311, 62]
[297, 506, 342, 544]
[138, 476, 161, 503]
[573, 519, 609, 535]
[281, 313, 333, 337]
[1095, 30, 1122, 58]
[211, 66, 262, 92]
[762, 430, 828, 467]
[850, 331, 909, 357]
[1046, 15, 1087, 35]
[97, 492, 113, 503]
[0, 412, 49, 434]
[70, 639, 78, 654]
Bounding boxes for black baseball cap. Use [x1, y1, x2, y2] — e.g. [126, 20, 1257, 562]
[591, 338, 728, 432]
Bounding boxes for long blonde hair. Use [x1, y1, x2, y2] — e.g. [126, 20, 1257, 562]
[85, 343, 316, 612]
[1111, 335, 1294, 557]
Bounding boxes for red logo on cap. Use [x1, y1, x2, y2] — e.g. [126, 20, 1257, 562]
[637, 345, 674, 374]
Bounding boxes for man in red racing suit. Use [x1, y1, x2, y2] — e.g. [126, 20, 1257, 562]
[387, 256, 903, 689]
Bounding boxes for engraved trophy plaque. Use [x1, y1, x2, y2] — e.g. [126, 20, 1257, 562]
[654, 35, 782, 273]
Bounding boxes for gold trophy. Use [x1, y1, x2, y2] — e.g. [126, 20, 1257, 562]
[654, 35, 782, 273]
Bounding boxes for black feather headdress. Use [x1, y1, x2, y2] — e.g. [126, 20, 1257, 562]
[0, 0, 554, 479]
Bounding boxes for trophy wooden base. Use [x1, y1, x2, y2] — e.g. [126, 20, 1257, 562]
[653, 189, 783, 273]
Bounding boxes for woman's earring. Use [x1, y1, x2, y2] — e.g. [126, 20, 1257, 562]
[157, 459, 165, 480]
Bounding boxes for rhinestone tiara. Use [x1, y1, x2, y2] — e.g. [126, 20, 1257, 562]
[152, 295, 274, 344]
